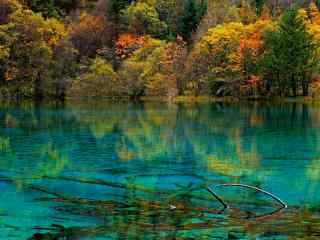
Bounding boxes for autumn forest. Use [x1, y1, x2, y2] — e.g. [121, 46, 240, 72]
[1, 0, 320, 100]
[3, 1, 320, 238]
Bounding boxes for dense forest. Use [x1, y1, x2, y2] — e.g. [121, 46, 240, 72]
[1, 0, 320, 100]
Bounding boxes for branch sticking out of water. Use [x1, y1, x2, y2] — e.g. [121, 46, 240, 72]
[216, 183, 287, 209]
[207, 183, 287, 220]
[206, 187, 228, 209]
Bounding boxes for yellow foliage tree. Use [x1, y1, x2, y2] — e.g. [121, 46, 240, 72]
[0, 9, 70, 98]
[307, 1, 320, 43]
[119, 36, 186, 98]
[121, 1, 167, 37]
[186, 19, 274, 96]
[147, 37, 186, 97]
[119, 36, 165, 97]
[68, 57, 119, 98]
[309, 0, 320, 24]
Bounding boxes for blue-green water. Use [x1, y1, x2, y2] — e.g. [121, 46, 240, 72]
[1, 101, 320, 239]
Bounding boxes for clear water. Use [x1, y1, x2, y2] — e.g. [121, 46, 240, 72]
[1, 101, 320, 239]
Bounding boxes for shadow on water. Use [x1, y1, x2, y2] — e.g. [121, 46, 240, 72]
[0, 100, 320, 239]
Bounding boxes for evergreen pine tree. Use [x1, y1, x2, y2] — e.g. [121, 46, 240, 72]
[261, 6, 318, 96]
[254, 0, 265, 15]
[177, 0, 206, 42]
[26, 0, 58, 18]
[107, 0, 133, 22]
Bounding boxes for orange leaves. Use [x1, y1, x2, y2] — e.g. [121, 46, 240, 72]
[306, 2, 320, 47]
[311, 75, 320, 95]
[232, 20, 274, 58]
[239, 32, 261, 60]
[312, 75, 320, 87]
[248, 75, 261, 84]
[309, 1, 320, 24]
[237, 19, 274, 73]
[4, 66, 19, 82]
[160, 37, 186, 72]
[116, 33, 147, 59]
[157, 37, 186, 97]
[186, 18, 275, 96]
[4, 71, 13, 81]
[75, 13, 107, 34]
[236, 30, 263, 74]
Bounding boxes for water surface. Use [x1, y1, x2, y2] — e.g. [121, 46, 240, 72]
[1, 101, 320, 239]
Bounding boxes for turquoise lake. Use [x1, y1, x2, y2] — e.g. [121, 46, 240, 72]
[0, 101, 320, 239]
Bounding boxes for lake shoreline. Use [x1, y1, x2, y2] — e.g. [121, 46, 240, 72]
[2, 96, 320, 106]
[143, 96, 320, 104]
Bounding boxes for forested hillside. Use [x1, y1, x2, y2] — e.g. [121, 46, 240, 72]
[1, 0, 320, 99]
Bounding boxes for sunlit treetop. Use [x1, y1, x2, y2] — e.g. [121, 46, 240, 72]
[8, 9, 68, 47]
[121, 1, 168, 38]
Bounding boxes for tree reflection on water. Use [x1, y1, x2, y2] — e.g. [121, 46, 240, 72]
[0, 100, 320, 239]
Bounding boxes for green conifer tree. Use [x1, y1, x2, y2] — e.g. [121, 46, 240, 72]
[261, 6, 318, 96]
[177, 0, 207, 41]
[26, 0, 58, 18]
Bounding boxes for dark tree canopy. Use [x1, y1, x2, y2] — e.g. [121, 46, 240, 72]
[177, 0, 207, 41]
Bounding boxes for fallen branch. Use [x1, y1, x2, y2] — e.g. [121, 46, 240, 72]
[216, 183, 287, 209]
[206, 187, 228, 209]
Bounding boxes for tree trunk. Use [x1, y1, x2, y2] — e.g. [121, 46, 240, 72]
[291, 74, 297, 97]
[34, 71, 44, 100]
[277, 72, 282, 97]
[302, 73, 309, 96]
[302, 84, 309, 96]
